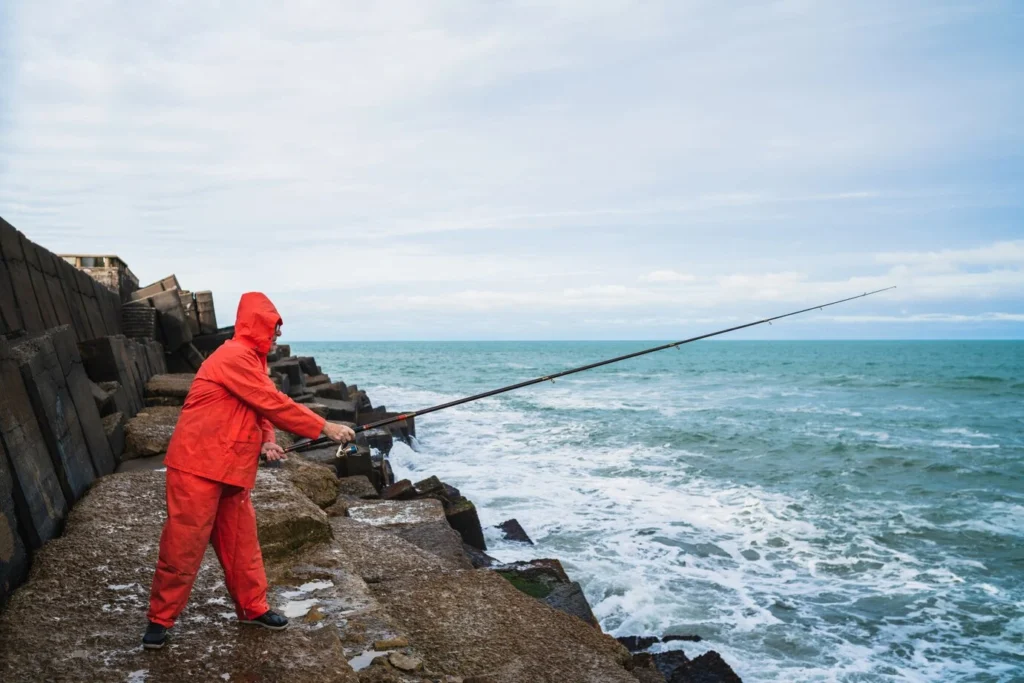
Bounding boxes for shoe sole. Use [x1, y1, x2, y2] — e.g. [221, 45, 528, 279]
[142, 641, 166, 650]
[238, 619, 289, 631]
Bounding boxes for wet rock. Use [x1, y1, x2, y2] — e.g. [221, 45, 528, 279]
[143, 372, 194, 406]
[295, 356, 321, 376]
[618, 635, 660, 652]
[329, 516, 452, 583]
[496, 559, 599, 628]
[252, 470, 332, 558]
[95, 380, 130, 418]
[670, 651, 742, 683]
[445, 498, 486, 551]
[305, 402, 330, 418]
[388, 652, 422, 672]
[462, 543, 500, 569]
[347, 499, 447, 528]
[123, 406, 180, 459]
[102, 411, 126, 462]
[362, 427, 394, 456]
[338, 475, 380, 499]
[283, 456, 339, 509]
[393, 521, 475, 571]
[653, 650, 690, 681]
[631, 652, 669, 683]
[371, 570, 635, 683]
[314, 381, 349, 400]
[318, 397, 359, 422]
[382, 479, 416, 501]
[496, 518, 534, 545]
[306, 373, 331, 387]
[374, 637, 409, 649]
[663, 634, 703, 643]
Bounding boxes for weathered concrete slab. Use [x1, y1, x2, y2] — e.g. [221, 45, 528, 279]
[18, 234, 60, 331]
[372, 569, 635, 683]
[0, 219, 44, 334]
[93, 278, 121, 336]
[282, 457, 338, 509]
[0, 470, 358, 682]
[0, 228, 22, 333]
[11, 335, 97, 504]
[102, 411, 126, 462]
[55, 254, 94, 340]
[144, 373, 194, 406]
[79, 336, 143, 415]
[48, 326, 117, 477]
[124, 406, 180, 459]
[148, 288, 193, 350]
[347, 499, 447, 528]
[0, 438, 29, 610]
[75, 268, 108, 336]
[252, 470, 332, 559]
[38, 248, 75, 332]
[0, 339, 68, 549]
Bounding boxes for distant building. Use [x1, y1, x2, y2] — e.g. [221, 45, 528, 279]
[60, 254, 139, 302]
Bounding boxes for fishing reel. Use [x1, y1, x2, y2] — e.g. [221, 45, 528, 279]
[336, 443, 359, 458]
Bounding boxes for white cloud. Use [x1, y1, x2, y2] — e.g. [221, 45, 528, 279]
[875, 241, 1024, 269]
[824, 313, 1024, 324]
[641, 270, 696, 283]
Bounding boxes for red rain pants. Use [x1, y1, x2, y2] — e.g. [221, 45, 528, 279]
[147, 466, 269, 627]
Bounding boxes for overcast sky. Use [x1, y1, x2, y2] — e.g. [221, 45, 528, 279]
[1, 1, 1021, 340]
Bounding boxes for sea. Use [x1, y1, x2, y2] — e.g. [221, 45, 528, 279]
[292, 340, 1024, 683]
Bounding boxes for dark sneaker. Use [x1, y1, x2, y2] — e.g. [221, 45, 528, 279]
[239, 610, 289, 630]
[142, 622, 168, 650]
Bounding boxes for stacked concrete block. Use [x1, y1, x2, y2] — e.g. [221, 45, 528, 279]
[191, 326, 233, 357]
[121, 301, 160, 341]
[18, 234, 61, 331]
[37, 249, 76, 333]
[0, 217, 45, 334]
[130, 274, 180, 302]
[10, 335, 98, 505]
[79, 336, 145, 416]
[46, 327, 117, 476]
[179, 290, 201, 336]
[0, 338, 68, 550]
[195, 291, 217, 334]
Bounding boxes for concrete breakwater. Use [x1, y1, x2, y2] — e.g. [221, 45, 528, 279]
[0, 216, 741, 681]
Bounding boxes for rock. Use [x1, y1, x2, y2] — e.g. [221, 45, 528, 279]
[329, 516, 452, 583]
[663, 634, 703, 643]
[295, 356, 321, 376]
[0, 338, 68, 549]
[388, 652, 422, 672]
[381, 479, 416, 500]
[496, 519, 534, 545]
[631, 653, 669, 683]
[393, 520, 474, 571]
[371, 570, 635, 683]
[544, 582, 599, 628]
[362, 427, 394, 456]
[374, 637, 409, 649]
[123, 406, 180, 459]
[306, 373, 331, 387]
[191, 327, 233, 355]
[497, 559, 599, 628]
[317, 397, 359, 422]
[102, 412, 126, 462]
[305, 402, 330, 418]
[618, 635, 660, 652]
[144, 372, 194, 405]
[669, 651, 742, 683]
[283, 457, 340, 509]
[338, 475, 380, 499]
[252, 470, 332, 558]
[445, 498, 486, 551]
[653, 650, 690, 681]
[314, 381, 349, 400]
[96, 380, 130, 417]
[339, 450, 374, 479]
[347, 499, 447, 528]
[462, 543, 500, 569]
[78, 336, 144, 414]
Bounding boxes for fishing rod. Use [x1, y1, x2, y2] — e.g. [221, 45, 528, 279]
[285, 286, 895, 454]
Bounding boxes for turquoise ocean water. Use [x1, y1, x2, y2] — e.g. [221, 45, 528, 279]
[292, 340, 1023, 682]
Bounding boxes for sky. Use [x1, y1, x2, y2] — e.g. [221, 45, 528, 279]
[0, 1, 1021, 341]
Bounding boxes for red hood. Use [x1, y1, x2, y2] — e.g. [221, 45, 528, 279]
[233, 292, 281, 356]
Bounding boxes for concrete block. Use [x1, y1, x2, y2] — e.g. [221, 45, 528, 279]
[144, 374, 194, 405]
[0, 438, 29, 610]
[11, 336, 97, 504]
[48, 327, 117, 477]
[93, 279, 122, 336]
[39, 250, 76, 332]
[0, 226, 23, 333]
[55, 255, 94, 341]
[191, 327, 233, 356]
[146, 341, 167, 374]
[195, 290, 217, 334]
[78, 336, 143, 415]
[18, 235, 60, 330]
[130, 274, 180, 301]
[96, 381, 131, 418]
[0, 218, 45, 334]
[0, 338, 68, 549]
[75, 269, 108, 337]
[102, 412, 126, 462]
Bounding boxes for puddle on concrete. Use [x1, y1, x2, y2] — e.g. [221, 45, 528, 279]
[283, 598, 318, 618]
[298, 580, 334, 592]
[347, 649, 391, 671]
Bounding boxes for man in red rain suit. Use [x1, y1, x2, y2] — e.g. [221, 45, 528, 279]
[143, 292, 353, 649]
